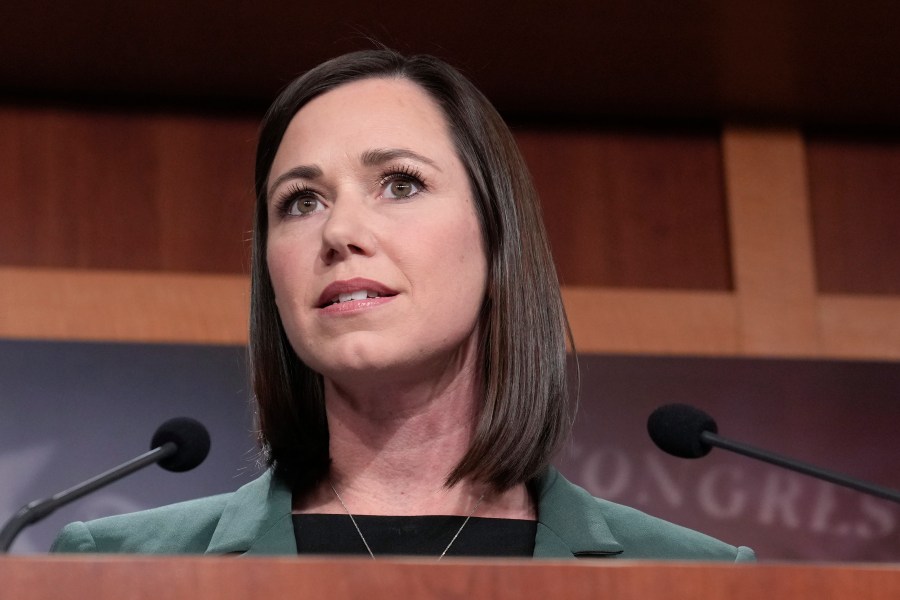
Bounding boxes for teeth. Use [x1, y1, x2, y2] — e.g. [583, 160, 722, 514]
[331, 290, 380, 304]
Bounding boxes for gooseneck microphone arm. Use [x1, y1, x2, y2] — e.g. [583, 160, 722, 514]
[0, 417, 210, 553]
[699, 429, 900, 504]
[648, 403, 900, 506]
[0, 444, 177, 552]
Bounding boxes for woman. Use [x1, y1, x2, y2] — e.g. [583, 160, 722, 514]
[53, 49, 753, 561]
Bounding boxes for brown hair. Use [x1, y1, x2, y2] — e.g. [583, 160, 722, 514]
[251, 49, 573, 492]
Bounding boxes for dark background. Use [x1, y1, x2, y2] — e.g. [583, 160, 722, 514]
[3, 1, 899, 130]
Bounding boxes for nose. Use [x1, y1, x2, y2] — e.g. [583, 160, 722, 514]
[319, 193, 374, 263]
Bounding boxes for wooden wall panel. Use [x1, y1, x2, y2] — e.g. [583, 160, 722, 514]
[819, 295, 900, 359]
[563, 288, 739, 355]
[722, 128, 819, 355]
[1, 108, 732, 290]
[0, 106, 257, 273]
[0, 267, 248, 344]
[1, 105, 898, 360]
[807, 136, 900, 295]
[516, 129, 733, 290]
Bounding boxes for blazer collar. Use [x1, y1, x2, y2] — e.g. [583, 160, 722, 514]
[202, 466, 624, 558]
[204, 470, 297, 555]
[532, 467, 624, 558]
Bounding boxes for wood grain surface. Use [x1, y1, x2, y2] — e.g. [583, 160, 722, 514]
[2, 556, 899, 600]
[517, 128, 732, 290]
[0, 267, 248, 344]
[722, 128, 819, 356]
[1, 106, 898, 360]
[807, 136, 900, 295]
[0, 106, 257, 273]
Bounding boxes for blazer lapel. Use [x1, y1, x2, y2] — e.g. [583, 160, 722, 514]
[533, 467, 624, 558]
[204, 470, 297, 555]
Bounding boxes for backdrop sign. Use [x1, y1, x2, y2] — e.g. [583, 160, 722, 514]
[1, 340, 898, 560]
[555, 355, 900, 562]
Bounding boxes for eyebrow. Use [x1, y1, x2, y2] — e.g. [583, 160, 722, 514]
[360, 148, 441, 171]
[267, 147, 441, 200]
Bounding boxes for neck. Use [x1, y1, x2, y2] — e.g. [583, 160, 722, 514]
[323, 361, 483, 515]
[292, 358, 535, 520]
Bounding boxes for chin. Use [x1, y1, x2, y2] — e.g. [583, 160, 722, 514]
[305, 347, 399, 380]
[297, 331, 480, 385]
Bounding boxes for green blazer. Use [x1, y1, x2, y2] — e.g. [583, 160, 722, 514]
[52, 467, 755, 561]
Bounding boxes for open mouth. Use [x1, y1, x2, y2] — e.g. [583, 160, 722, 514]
[320, 290, 396, 308]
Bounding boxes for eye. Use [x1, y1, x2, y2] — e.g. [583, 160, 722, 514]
[380, 167, 426, 200]
[384, 178, 420, 199]
[286, 197, 323, 216]
[277, 184, 324, 217]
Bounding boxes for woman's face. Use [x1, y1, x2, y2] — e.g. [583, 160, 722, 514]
[266, 77, 488, 386]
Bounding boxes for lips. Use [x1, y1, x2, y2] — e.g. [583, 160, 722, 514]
[317, 278, 399, 308]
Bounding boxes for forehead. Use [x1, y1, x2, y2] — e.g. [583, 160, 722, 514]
[271, 77, 455, 170]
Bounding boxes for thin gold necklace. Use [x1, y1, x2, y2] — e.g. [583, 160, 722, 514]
[329, 483, 485, 561]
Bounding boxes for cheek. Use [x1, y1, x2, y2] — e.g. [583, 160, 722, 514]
[266, 244, 289, 300]
[438, 216, 488, 306]
[267, 240, 318, 361]
[266, 236, 312, 309]
[420, 209, 484, 275]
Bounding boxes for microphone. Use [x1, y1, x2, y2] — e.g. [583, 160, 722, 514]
[0, 417, 210, 552]
[647, 403, 900, 505]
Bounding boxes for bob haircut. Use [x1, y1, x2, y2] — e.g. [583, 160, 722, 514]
[251, 48, 573, 492]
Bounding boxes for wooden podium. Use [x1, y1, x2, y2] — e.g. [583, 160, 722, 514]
[2, 557, 899, 599]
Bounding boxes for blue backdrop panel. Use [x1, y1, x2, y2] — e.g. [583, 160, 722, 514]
[0, 340, 259, 553]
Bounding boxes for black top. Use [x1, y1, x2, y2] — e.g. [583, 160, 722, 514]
[293, 514, 537, 557]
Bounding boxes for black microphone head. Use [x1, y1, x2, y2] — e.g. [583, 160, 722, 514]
[150, 417, 211, 472]
[647, 404, 718, 459]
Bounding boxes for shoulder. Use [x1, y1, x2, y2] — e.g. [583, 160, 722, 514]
[51, 492, 232, 554]
[591, 495, 756, 561]
[51, 470, 288, 555]
[534, 467, 755, 562]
